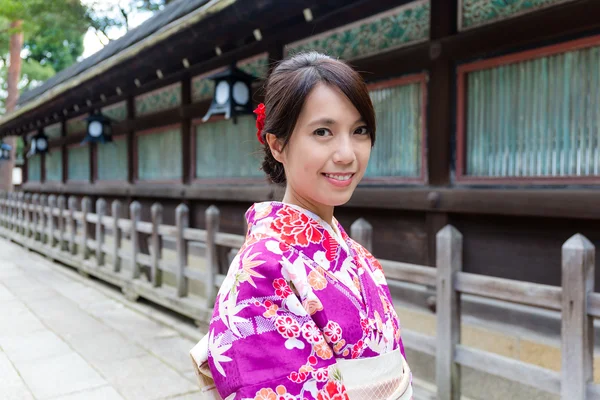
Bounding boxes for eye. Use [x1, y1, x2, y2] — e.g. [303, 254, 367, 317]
[354, 126, 370, 135]
[314, 128, 332, 137]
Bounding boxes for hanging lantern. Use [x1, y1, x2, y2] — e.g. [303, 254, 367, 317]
[0, 142, 11, 161]
[202, 63, 257, 123]
[26, 129, 49, 158]
[83, 111, 113, 144]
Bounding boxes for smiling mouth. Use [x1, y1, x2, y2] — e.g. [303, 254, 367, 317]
[322, 173, 355, 181]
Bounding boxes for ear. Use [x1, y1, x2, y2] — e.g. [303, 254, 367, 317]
[266, 133, 285, 164]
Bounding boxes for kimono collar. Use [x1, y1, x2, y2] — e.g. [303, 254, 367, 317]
[245, 201, 349, 253]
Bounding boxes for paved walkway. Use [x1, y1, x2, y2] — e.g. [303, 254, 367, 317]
[0, 238, 203, 400]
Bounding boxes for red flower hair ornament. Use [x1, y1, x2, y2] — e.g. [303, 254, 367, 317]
[254, 103, 266, 145]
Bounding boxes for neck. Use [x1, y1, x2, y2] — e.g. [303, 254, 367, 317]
[282, 187, 334, 226]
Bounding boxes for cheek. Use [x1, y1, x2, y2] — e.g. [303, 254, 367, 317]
[357, 143, 372, 170]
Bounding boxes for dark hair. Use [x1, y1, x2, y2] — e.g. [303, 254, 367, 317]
[260, 51, 376, 184]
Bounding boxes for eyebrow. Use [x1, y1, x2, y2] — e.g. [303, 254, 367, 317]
[307, 117, 366, 127]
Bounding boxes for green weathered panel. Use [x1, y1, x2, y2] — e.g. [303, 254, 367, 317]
[192, 78, 215, 103]
[286, 0, 429, 61]
[102, 101, 127, 122]
[97, 138, 128, 181]
[137, 128, 182, 180]
[461, 0, 576, 30]
[68, 145, 90, 182]
[365, 82, 423, 178]
[66, 116, 87, 135]
[44, 123, 62, 139]
[28, 155, 41, 181]
[45, 151, 63, 182]
[466, 44, 600, 177]
[195, 116, 263, 179]
[135, 83, 182, 117]
[239, 55, 270, 80]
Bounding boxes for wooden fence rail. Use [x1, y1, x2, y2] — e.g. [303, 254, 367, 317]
[0, 190, 599, 399]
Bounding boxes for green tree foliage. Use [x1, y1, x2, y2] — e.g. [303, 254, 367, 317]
[0, 0, 90, 113]
[87, 0, 174, 43]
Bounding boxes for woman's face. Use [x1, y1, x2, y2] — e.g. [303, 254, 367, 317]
[269, 83, 372, 219]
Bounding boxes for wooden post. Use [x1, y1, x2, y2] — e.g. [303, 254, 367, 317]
[350, 218, 373, 253]
[0, 191, 4, 228]
[17, 192, 24, 234]
[112, 200, 122, 273]
[8, 192, 14, 230]
[205, 205, 220, 304]
[24, 193, 31, 238]
[436, 225, 462, 400]
[175, 203, 189, 297]
[32, 194, 39, 240]
[81, 196, 91, 260]
[39, 195, 47, 244]
[561, 234, 595, 399]
[57, 195, 66, 250]
[96, 198, 106, 266]
[68, 196, 77, 255]
[48, 195, 56, 247]
[150, 203, 163, 287]
[130, 201, 141, 279]
[9, 192, 15, 232]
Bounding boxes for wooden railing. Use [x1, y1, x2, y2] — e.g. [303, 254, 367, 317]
[1, 191, 599, 399]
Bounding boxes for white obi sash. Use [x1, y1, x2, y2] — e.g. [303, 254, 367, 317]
[336, 348, 413, 400]
[190, 336, 412, 400]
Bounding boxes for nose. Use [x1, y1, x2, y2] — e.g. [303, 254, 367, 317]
[332, 135, 356, 165]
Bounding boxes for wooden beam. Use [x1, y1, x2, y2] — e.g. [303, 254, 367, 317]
[126, 95, 135, 184]
[181, 73, 192, 185]
[61, 118, 67, 184]
[17, 181, 600, 221]
[427, 0, 457, 186]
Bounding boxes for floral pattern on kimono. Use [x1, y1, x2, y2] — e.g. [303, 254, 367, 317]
[207, 202, 408, 400]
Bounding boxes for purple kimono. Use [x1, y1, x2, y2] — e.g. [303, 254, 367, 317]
[207, 202, 407, 400]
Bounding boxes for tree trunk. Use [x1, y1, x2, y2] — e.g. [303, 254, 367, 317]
[1, 20, 24, 192]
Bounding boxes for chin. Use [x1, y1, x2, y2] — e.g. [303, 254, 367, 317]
[320, 191, 355, 207]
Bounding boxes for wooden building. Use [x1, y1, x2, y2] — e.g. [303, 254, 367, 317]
[1, 0, 599, 289]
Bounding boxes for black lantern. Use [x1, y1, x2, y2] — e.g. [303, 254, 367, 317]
[26, 129, 49, 158]
[0, 142, 11, 161]
[83, 111, 113, 144]
[202, 64, 257, 123]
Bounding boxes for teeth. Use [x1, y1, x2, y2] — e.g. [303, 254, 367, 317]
[325, 174, 352, 181]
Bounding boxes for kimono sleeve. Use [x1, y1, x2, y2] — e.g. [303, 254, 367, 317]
[207, 242, 348, 400]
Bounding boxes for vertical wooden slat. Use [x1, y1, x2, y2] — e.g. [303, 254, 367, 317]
[24, 193, 31, 238]
[561, 234, 595, 399]
[17, 192, 24, 234]
[81, 196, 91, 260]
[48, 195, 56, 247]
[175, 203, 189, 298]
[39, 194, 47, 244]
[350, 218, 373, 253]
[68, 196, 77, 255]
[112, 200, 122, 272]
[205, 205, 219, 304]
[57, 195, 66, 250]
[150, 203, 163, 287]
[130, 201, 141, 279]
[436, 225, 462, 400]
[32, 194, 39, 240]
[96, 198, 106, 266]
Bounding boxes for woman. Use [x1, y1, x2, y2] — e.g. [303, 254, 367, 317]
[191, 52, 413, 400]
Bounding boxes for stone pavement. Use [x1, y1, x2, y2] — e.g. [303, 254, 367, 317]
[0, 237, 204, 400]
